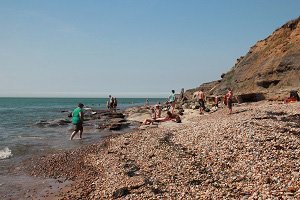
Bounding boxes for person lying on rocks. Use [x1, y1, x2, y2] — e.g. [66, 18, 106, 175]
[144, 107, 159, 125]
[142, 111, 181, 125]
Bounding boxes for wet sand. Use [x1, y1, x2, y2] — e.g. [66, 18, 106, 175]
[22, 101, 300, 199]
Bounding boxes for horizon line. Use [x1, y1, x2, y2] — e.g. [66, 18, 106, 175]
[0, 96, 167, 99]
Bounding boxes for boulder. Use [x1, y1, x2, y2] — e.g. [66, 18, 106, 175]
[109, 122, 130, 131]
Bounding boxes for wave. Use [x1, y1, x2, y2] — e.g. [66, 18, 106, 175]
[0, 147, 13, 159]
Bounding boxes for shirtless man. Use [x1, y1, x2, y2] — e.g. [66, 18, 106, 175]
[226, 88, 233, 114]
[197, 89, 205, 114]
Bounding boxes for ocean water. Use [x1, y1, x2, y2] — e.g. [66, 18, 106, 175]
[0, 97, 164, 162]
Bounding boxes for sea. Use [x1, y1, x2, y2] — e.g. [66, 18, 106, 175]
[0, 97, 164, 199]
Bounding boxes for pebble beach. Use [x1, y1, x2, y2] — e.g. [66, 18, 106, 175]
[23, 101, 300, 199]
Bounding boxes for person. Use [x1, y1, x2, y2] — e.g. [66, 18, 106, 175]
[142, 108, 156, 125]
[70, 103, 84, 140]
[142, 111, 181, 125]
[226, 88, 233, 114]
[155, 104, 162, 118]
[168, 90, 176, 114]
[156, 111, 181, 123]
[180, 88, 184, 100]
[107, 95, 114, 112]
[145, 98, 149, 108]
[107, 95, 112, 111]
[150, 107, 156, 119]
[214, 95, 219, 108]
[113, 97, 118, 112]
[149, 105, 161, 121]
[197, 89, 205, 114]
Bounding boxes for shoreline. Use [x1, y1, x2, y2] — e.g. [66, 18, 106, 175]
[8, 101, 300, 198]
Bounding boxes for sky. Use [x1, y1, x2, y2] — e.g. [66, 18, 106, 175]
[0, 0, 299, 98]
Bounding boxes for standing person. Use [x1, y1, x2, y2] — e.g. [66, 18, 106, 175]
[110, 97, 115, 112]
[214, 95, 219, 109]
[113, 97, 118, 112]
[70, 103, 84, 140]
[180, 88, 184, 101]
[107, 95, 114, 112]
[168, 90, 176, 114]
[107, 95, 112, 111]
[226, 88, 233, 114]
[145, 98, 149, 108]
[197, 89, 205, 114]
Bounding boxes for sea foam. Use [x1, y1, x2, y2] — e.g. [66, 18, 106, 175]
[0, 147, 13, 159]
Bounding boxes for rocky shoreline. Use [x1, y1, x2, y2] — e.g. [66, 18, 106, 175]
[21, 101, 300, 199]
[35, 108, 139, 132]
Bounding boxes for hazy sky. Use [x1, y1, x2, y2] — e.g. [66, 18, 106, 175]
[0, 0, 299, 97]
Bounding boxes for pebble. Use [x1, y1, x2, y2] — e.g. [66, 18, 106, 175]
[23, 101, 300, 199]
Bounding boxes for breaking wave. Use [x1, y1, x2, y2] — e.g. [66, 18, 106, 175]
[0, 147, 13, 160]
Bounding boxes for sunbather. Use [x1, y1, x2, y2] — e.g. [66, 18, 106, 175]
[142, 111, 181, 125]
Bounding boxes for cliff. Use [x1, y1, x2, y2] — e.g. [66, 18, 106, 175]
[188, 17, 300, 102]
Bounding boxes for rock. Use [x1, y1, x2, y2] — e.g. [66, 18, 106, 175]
[35, 121, 50, 127]
[113, 187, 130, 198]
[191, 105, 199, 110]
[182, 104, 189, 109]
[27, 100, 300, 199]
[178, 108, 184, 115]
[35, 119, 71, 127]
[109, 123, 130, 131]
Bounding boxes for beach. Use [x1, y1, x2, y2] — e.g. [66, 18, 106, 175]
[20, 101, 300, 199]
[0, 97, 162, 199]
[1, 2, 299, 199]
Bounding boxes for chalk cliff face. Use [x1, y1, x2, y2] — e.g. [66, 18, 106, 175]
[188, 17, 300, 101]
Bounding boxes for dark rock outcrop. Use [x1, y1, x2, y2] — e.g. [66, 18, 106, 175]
[35, 119, 71, 128]
[35, 110, 133, 132]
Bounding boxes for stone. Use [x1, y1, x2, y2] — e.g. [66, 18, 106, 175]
[112, 187, 130, 198]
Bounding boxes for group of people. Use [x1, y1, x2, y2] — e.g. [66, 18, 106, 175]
[107, 95, 118, 112]
[142, 106, 181, 125]
[142, 90, 181, 125]
[70, 88, 234, 140]
[196, 88, 233, 115]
